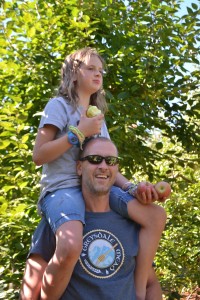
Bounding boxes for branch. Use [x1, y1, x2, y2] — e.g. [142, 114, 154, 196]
[173, 173, 197, 184]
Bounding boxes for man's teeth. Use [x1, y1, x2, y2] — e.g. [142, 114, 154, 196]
[96, 175, 108, 178]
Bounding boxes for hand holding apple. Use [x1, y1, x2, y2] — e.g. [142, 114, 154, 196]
[132, 181, 171, 204]
[134, 182, 159, 204]
[86, 105, 101, 118]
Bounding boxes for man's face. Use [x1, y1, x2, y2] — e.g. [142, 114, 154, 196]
[77, 140, 119, 196]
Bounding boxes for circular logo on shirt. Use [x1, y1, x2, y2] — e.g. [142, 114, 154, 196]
[79, 229, 125, 279]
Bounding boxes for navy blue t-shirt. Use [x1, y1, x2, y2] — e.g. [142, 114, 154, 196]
[29, 210, 139, 300]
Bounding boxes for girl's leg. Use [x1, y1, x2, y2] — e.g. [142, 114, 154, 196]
[40, 220, 83, 300]
[20, 217, 55, 300]
[39, 187, 85, 300]
[127, 200, 167, 300]
[20, 254, 47, 300]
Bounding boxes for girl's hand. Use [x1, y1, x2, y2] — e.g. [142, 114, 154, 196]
[134, 182, 159, 205]
[134, 181, 171, 204]
[77, 109, 104, 137]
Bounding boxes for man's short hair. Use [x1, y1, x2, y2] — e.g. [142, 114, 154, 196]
[80, 137, 118, 159]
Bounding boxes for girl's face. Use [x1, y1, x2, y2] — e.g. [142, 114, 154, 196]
[75, 55, 103, 97]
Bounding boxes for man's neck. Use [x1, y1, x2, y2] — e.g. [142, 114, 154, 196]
[83, 191, 110, 213]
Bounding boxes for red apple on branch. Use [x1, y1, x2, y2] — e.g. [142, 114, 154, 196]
[154, 181, 171, 200]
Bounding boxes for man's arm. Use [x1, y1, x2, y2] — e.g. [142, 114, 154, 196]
[146, 267, 163, 300]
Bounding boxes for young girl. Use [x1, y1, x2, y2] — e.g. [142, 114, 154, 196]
[20, 47, 167, 300]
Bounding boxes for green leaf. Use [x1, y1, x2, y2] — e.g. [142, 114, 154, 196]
[191, 3, 198, 10]
[187, 7, 194, 15]
[0, 140, 11, 149]
[155, 142, 163, 150]
[0, 203, 8, 214]
[2, 185, 17, 192]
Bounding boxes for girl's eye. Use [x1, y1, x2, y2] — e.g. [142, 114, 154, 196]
[86, 66, 104, 75]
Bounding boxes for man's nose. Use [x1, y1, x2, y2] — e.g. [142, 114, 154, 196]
[97, 159, 108, 168]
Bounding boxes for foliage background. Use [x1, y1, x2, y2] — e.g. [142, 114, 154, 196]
[0, 0, 199, 299]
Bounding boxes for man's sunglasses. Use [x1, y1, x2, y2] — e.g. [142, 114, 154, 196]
[79, 155, 119, 166]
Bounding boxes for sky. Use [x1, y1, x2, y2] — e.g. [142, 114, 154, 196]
[177, 0, 200, 72]
[177, 0, 199, 16]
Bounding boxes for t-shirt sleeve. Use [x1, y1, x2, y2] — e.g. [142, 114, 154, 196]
[101, 120, 110, 139]
[39, 98, 69, 130]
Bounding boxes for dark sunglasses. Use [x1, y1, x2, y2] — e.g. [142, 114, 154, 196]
[79, 155, 119, 166]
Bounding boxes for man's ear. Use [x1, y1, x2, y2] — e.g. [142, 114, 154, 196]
[77, 160, 82, 176]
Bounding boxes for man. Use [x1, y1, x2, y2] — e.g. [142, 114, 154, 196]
[20, 137, 164, 299]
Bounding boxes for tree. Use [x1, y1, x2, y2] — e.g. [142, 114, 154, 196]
[0, 0, 199, 298]
[147, 130, 200, 296]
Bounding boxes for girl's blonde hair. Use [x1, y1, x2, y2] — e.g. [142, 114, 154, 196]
[57, 47, 108, 114]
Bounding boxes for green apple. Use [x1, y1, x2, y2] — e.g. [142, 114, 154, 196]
[86, 105, 101, 118]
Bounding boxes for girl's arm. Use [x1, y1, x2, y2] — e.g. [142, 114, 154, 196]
[33, 112, 105, 166]
[33, 124, 73, 166]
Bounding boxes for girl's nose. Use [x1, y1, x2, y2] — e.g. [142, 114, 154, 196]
[95, 70, 101, 76]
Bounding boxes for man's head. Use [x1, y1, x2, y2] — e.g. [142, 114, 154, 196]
[77, 137, 119, 197]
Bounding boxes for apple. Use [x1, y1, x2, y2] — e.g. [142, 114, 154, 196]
[137, 182, 148, 194]
[154, 181, 171, 200]
[86, 105, 101, 118]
